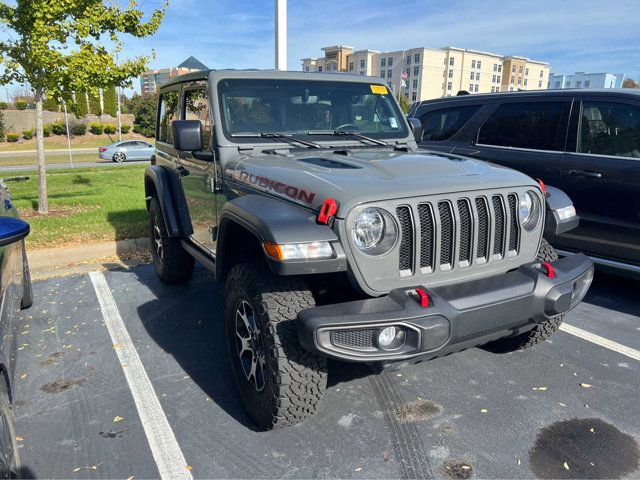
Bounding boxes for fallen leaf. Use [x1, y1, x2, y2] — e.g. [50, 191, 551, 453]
[113, 416, 123, 423]
[355, 467, 362, 471]
[185, 466, 193, 471]
[72, 467, 81, 473]
[461, 465, 471, 470]
[517, 459, 521, 466]
[113, 343, 122, 350]
[580, 383, 592, 388]
[563, 462, 570, 471]
[396, 373, 402, 377]
[480, 408, 488, 413]
[127, 477, 134, 480]
[558, 402, 567, 407]
[15, 436, 23, 442]
[533, 386, 547, 391]
[589, 428, 595, 433]
[20, 373, 27, 380]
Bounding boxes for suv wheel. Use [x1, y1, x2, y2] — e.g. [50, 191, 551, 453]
[485, 238, 564, 353]
[224, 262, 328, 430]
[0, 381, 19, 479]
[149, 197, 194, 284]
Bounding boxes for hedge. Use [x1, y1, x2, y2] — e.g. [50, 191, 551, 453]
[71, 123, 87, 135]
[15, 100, 28, 111]
[52, 121, 67, 135]
[89, 122, 104, 134]
[43, 124, 52, 137]
[0, 102, 8, 110]
[103, 124, 116, 134]
[121, 124, 131, 134]
[22, 129, 34, 140]
[7, 133, 19, 142]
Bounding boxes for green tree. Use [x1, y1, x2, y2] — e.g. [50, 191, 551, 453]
[125, 92, 157, 136]
[42, 96, 59, 112]
[0, 110, 5, 141]
[103, 86, 118, 117]
[396, 93, 410, 114]
[74, 91, 89, 117]
[88, 91, 101, 115]
[0, 0, 167, 214]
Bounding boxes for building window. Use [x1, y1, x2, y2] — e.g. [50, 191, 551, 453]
[474, 84, 479, 92]
[498, 65, 502, 73]
[555, 80, 561, 88]
[449, 57, 455, 66]
[447, 82, 452, 91]
[470, 72, 475, 80]
[538, 81, 542, 88]
[471, 60, 476, 69]
[576, 80, 583, 88]
[388, 57, 393, 67]
[388, 69, 392, 78]
[349, 62, 354, 71]
[359, 71, 364, 76]
[540, 70, 544, 78]
[512, 65, 516, 73]
[525, 68, 529, 76]
[406, 55, 411, 65]
[305, 66, 309, 72]
[524, 78, 528, 86]
[493, 64, 498, 72]
[360, 59, 365, 69]
[469, 84, 474, 91]
[585, 80, 591, 88]
[412, 79, 418, 89]
[477, 61, 482, 69]
[566, 81, 571, 87]
[406, 68, 411, 77]
[517, 78, 522, 85]
[414, 66, 419, 76]
[412, 92, 417, 101]
[511, 76, 515, 84]
[519, 66, 523, 74]
[492, 74, 496, 83]
[448, 69, 454, 79]
[380, 71, 385, 79]
[475, 72, 480, 81]
[381, 58, 386, 67]
[318, 66, 322, 72]
[414, 53, 420, 63]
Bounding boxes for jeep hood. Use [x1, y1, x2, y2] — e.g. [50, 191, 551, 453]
[226, 148, 539, 216]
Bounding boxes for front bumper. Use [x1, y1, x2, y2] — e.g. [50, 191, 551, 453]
[298, 253, 593, 364]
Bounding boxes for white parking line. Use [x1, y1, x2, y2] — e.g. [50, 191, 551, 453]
[90, 271, 193, 480]
[560, 323, 640, 362]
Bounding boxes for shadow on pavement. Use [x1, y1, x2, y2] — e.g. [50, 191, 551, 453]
[582, 270, 639, 317]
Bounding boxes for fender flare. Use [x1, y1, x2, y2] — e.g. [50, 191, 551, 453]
[544, 185, 580, 236]
[216, 194, 346, 279]
[144, 166, 193, 237]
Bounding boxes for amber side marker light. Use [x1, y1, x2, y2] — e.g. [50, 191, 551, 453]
[263, 241, 333, 261]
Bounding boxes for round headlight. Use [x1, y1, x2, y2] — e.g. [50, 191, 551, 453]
[519, 192, 533, 224]
[352, 208, 385, 250]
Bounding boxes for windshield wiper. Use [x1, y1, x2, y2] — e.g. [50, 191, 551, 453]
[230, 132, 321, 149]
[307, 130, 389, 147]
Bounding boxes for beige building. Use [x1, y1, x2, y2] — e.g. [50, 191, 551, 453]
[140, 56, 207, 95]
[302, 46, 550, 101]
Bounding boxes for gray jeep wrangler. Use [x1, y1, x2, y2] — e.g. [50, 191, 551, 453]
[145, 70, 594, 430]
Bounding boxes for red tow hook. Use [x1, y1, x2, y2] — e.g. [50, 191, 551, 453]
[540, 261, 555, 279]
[536, 178, 547, 196]
[415, 288, 429, 308]
[317, 198, 337, 225]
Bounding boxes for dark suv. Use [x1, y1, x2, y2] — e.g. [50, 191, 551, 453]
[408, 89, 640, 275]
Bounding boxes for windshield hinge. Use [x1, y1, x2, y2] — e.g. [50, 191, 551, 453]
[237, 146, 255, 152]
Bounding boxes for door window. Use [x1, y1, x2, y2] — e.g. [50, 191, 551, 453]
[184, 89, 212, 150]
[578, 101, 640, 158]
[478, 101, 565, 151]
[158, 91, 179, 144]
[419, 105, 480, 141]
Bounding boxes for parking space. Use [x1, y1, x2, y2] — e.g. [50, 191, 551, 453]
[12, 264, 640, 479]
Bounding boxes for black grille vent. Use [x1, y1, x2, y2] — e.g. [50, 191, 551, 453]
[457, 199, 472, 263]
[418, 204, 434, 270]
[492, 196, 505, 256]
[331, 329, 376, 350]
[476, 197, 489, 259]
[396, 206, 413, 272]
[508, 194, 519, 252]
[438, 202, 454, 266]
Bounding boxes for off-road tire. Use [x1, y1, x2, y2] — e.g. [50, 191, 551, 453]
[485, 238, 563, 352]
[149, 197, 194, 284]
[224, 262, 328, 430]
[0, 381, 19, 479]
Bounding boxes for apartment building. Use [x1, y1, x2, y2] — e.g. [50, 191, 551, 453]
[139, 56, 208, 95]
[548, 72, 626, 89]
[302, 46, 550, 101]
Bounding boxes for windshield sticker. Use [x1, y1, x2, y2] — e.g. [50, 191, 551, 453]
[390, 117, 398, 128]
[370, 85, 388, 95]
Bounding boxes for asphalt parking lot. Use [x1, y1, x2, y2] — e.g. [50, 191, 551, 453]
[12, 263, 640, 479]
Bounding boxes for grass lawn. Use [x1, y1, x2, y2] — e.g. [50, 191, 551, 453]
[0, 133, 154, 151]
[6, 165, 148, 249]
[0, 153, 102, 167]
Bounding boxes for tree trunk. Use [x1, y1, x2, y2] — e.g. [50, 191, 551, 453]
[35, 87, 48, 214]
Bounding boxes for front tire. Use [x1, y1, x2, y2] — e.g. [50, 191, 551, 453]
[113, 152, 126, 163]
[485, 238, 564, 352]
[224, 262, 328, 430]
[149, 197, 194, 284]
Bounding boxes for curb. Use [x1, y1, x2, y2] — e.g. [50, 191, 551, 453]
[28, 237, 150, 273]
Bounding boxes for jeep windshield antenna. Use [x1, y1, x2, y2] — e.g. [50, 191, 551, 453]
[307, 130, 388, 147]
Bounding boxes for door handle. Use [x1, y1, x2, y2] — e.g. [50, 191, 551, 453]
[569, 169, 603, 179]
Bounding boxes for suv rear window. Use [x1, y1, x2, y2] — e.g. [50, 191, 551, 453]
[419, 105, 480, 141]
[578, 101, 640, 158]
[478, 101, 565, 151]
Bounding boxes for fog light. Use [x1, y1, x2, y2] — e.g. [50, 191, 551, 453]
[571, 268, 594, 308]
[377, 326, 406, 350]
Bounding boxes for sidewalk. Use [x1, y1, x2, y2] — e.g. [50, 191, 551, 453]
[0, 147, 95, 158]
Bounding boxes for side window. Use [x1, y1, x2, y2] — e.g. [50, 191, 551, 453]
[478, 101, 565, 150]
[419, 105, 480, 141]
[158, 90, 179, 144]
[184, 89, 212, 150]
[578, 101, 640, 158]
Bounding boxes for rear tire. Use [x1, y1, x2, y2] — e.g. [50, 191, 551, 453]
[20, 242, 32, 310]
[485, 238, 564, 352]
[224, 262, 328, 430]
[149, 197, 194, 284]
[113, 152, 126, 163]
[0, 380, 19, 479]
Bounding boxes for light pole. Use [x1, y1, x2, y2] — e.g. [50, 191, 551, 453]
[275, 0, 287, 70]
[62, 99, 73, 169]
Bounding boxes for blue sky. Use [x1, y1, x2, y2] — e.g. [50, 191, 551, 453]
[2, 0, 640, 94]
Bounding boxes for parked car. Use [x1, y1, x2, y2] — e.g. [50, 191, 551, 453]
[98, 140, 155, 163]
[145, 70, 593, 430]
[0, 179, 32, 477]
[408, 89, 640, 275]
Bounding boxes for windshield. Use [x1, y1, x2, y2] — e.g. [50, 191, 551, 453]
[217, 78, 409, 142]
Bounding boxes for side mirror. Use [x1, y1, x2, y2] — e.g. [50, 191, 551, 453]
[0, 217, 30, 248]
[407, 117, 423, 142]
[172, 120, 203, 152]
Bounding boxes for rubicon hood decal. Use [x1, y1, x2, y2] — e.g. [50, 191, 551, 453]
[229, 169, 317, 205]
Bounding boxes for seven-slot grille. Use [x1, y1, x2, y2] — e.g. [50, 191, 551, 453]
[396, 193, 521, 274]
